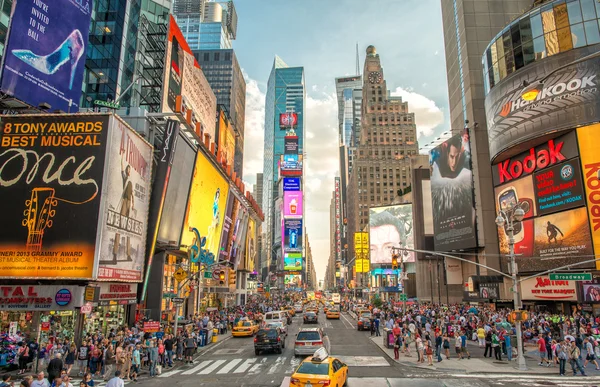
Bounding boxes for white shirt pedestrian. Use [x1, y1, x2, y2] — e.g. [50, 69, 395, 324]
[106, 376, 125, 387]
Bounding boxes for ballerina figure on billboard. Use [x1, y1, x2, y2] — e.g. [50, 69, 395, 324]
[206, 188, 221, 255]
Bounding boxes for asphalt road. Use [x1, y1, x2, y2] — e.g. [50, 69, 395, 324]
[88, 309, 600, 387]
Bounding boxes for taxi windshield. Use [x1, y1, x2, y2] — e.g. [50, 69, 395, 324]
[243, 322, 252, 327]
[297, 331, 321, 341]
[296, 362, 329, 375]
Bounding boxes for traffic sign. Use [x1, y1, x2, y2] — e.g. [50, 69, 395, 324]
[399, 294, 407, 301]
[549, 273, 591, 281]
[94, 99, 120, 109]
[213, 270, 221, 280]
[204, 271, 213, 279]
[172, 297, 185, 304]
[173, 268, 187, 282]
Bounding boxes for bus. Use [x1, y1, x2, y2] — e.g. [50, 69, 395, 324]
[332, 293, 341, 304]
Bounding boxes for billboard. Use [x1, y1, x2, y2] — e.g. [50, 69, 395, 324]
[354, 232, 369, 273]
[284, 253, 303, 271]
[369, 204, 414, 264]
[229, 200, 250, 268]
[163, 16, 217, 140]
[285, 136, 298, 154]
[0, 0, 92, 112]
[583, 283, 600, 302]
[0, 114, 110, 279]
[280, 154, 303, 176]
[533, 158, 585, 216]
[279, 112, 298, 129]
[218, 110, 235, 167]
[335, 178, 342, 261]
[283, 191, 303, 217]
[520, 275, 577, 301]
[98, 118, 153, 281]
[578, 124, 600, 270]
[181, 151, 230, 262]
[484, 47, 600, 161]
[284, 274, 302, 287]
[429, 130, 477, 251]
[218, 191, 235, 263]
[244, 218, 257, 272]
[283, 177, 301, 191]
[283, 219, 302, 253]
[495, 175, 537, 219]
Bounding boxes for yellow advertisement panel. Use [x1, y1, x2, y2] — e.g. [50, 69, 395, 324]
[245, 218, 256, 272]
[577, 124, 600, 270]
[181, 151, 230, 260]
[362, 258, 370, 272]
[355, 259, 363, 273]
[218, 111, 236, 168]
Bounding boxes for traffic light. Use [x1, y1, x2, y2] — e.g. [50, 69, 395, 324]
[229, 268, 236, 287]
[507, 310, 529, 323]
[392, 254, 398, 270]
[219, 270, 226, 285]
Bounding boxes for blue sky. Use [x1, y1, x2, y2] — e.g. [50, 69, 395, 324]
[233, 0, 450, 282]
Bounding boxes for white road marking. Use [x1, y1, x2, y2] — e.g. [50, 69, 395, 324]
[335, 355, 390, 367]
[267, 356, 285, 374]
[340, 312, 355, 329]
[198, 359, 226, 374]
[248, 357, 269, 374]
[157, 369, 183, 378]
[216, 358, 243, 374]
[233, 358, 256, 373]
[181, 360, 213, 375]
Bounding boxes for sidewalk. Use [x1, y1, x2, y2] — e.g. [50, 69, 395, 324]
[370, 334, 600, 378]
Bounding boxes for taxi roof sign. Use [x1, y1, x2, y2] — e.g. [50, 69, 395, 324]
[312, 347, 329, 362]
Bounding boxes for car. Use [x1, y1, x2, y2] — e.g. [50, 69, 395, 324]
[294, 327, 326, 357]
[303, 311, 318, 324]
[306, 306, 319, 315]
[290, 348, 348, 387]
[264, 311, 288, 326]
[254, 328, 285, 355]
[357, 316, 371, 331]
[326, 308, 340, 319]
[294, 304, 304, 313]
[323, 305, 329, 313]
[232, 320, 259, 337]
[266, 321, 288, 336]
[283, 307, 296, 317]
[358, 311, 372, 321]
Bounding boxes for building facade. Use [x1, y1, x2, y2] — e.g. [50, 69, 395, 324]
[175, 0, 237, 50]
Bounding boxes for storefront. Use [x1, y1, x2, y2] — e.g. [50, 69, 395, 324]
[520, 275, 578, 314]
[82, 283, 138, 336]
[0, 285, 84, 363]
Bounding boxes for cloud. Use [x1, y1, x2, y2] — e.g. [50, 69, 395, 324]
[242, 71, 266, 186]
[390, 87, 444, 138]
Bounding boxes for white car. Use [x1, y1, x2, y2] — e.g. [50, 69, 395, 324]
[266, 321, 288, 336]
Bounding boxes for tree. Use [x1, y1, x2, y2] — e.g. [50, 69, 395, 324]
[371, 294, 383, 308]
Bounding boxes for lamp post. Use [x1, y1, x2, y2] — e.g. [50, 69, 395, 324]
[495, 204, 527, 371]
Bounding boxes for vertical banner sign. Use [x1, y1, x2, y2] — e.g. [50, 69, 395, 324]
[218, 191, 234, 263]
[0, 0, 93, 112]
[335, 178, 342, 262]
[577, 124, 600, 270]
[0, 115, 109, 279]
[98, 118, 153, 282]
[141, 120, 180, 300]
[245, 218, 257, 273]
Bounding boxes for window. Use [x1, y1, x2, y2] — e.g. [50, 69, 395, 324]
[531, 12, 544, 38]
[533, 35, 547, 59]
[582, 0, 597, 21]
[214, 52, 220, 61]
[568, 0, 583, 24]
[585, 20, 600, 44]
[203, 53, 209, 61]
[572, 23, 587, 47]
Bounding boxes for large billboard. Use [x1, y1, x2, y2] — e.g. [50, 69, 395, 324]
[98, 118, 153, 282]
[244, 218, 257, 272]
[218, 191, 235, 263]
[181, 151, 230, 262]
[0, 114, 110, 279]
[334, 177, 342, 262]
[284, 252, 302, 271]
[283, 177, 301, 191]
[163, 16, 217, 140]
[217, 110, 235, 167]
[484, 47, 600, 161]
[280, 154, 303, 177]
[285, 136, 298, 154]
[0, 0, 92, 112]
[283, 191, 303, 217]
[279, 113, 298, 129]
[369, 204, 414, 264]
[429, 130, 477, 251]
[283, 218, 302, 253]
[354, 232, 369, 273]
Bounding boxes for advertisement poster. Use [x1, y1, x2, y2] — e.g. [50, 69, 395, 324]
[495, 175, 536, 219]
[244, 218, 257, 272]
[583, 283, 600, 302]
[479, 283, 499, 299]
[98, 118, 152, 282]
[283, 219, 302, 253]
[218, 191, 235, 263]
[533, 159, 584, 216]
[577, 123, 600, 270]
[0, 285, 84, 310]
[283, 178, 301, 191]
[520, 275, 577, 301]
[284, 253, 302, 271]
[0, 0, 93, 112]
[0, 115, 110, 279]
[335, 177, 342, 261]
[229, 201, 250, 268]
[280, 154, 303, 176]
[283, 191, 303, 217]
[369, 204, 414, 264]
[284, 274, 302, 287]
[497, 219, 534, 258]
[279, 113, 298, 129]
[274, 198, 282, 244]
[162, 16, 217, 139]
[181, 151, 230, 261]
[218, 110, 235, 168]
[285, 136, 298, 154]
[429, 130, 477, 251]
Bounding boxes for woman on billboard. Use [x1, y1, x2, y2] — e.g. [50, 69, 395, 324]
[206, 188, 221, 253]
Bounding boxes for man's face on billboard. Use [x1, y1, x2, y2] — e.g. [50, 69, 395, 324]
[447, 144, 460, 172]
[370, 224, 400, 264]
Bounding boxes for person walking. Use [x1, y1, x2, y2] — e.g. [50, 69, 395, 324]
[163, 335, 174, 368]
[583, 337, 600, 370]
[374, 316, 381, 337]
[454, 333, 463, 360]
[105, 371, 124, 387]
[460, 331, 471, 360]
[47, 353, 63, 383]
[569, 340, 586, 376]
[65, 344, 76, 376]
[435, 332, 443, 362]
[131, 345, 141, 383]
[76, 341, 89, 377]
[556, 340, 568, 376]
[492, 331, 502, 361]
[484, 331, 492, 358]
[416, 335, 425, 363]
[147, 340, 159, 378]
[538, 335, 551, 367]
[477, 325, 485, 348]
[425, 341, 434, 366]
[103, 345, 116, 381]
[393, 334, 401, 360]
[17, 342, 30, 375]
[184, 335, 196, 364]
[30, 372, 50, 387]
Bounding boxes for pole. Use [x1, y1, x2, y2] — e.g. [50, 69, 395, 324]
[437, 259, 442, 305]
[401, 255, 406, 313]
[508, 222, 527, 371]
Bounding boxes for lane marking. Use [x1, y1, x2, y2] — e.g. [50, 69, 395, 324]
[233, 358, 256, 373]
[249, 357, 268, 374]
[181, 360, 213, 375]
[216, 358, 243, 374]
[157, 369, 183, 378]
[198, 359, 226, 374]
[267, 356, 285, 374]
[340, 312, 355, 329]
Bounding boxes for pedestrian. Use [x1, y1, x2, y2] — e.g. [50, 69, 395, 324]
[103, 344, 116, 381]
[435, 332, 442, 362]
[477, 325, 485, 348]
[0, 375, 12, 387]
[442, 333, 450, 360]
[47, 353, 63, 383]
[131, 344, 141, 383]
[393, 333, 401, 360]
[184, 335, 196, 364]
[556, 340, 568, 376]
[492, 331, 502, 361]
[583, 337, 600, 370]
[569, 340, 586, 376]
[484, 331, 492, 358]
[425, 341, 434, 366]
[82, 373, 94, 387]
[17, 342, 30, 375]
[505, 332, 512, 361]
[31, 372, 50, 387]
[65, 343, 76, 376]
[538, 335, 551, 367]
[164, 335, 174, 367]
[374, 316, 381, 337]
[416, 335, 424, 363]
[148, 340, 158, 377]
[454, 332, 463, 360]
[77, 341, 89, 376]
[460, 331, 471, 359]
[105, 371, 124, 387]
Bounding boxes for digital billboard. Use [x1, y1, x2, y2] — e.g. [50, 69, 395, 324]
[284, 253, 303, 271]
[218, 109, 235, 167]
[98, 118, 153, 282]
[533, 158, 585, 216]
[244, 218, 257, 272]
[283, 219, 302, 253]
[495, 175, 536, 219]
[577, 123, 600, 270]
[429, 130, 477, 251]
[279, 112, 298, 129]
[284, 274, 302, 287]
[280, 154, 303, 176]
[583, 283, 600, 302]
[283, 191, 303, 217]
[283, 177, 301, 191]
[335, 178, 342, 261]
[218, 191, 235, 263]
[285, 136, 298, 154]
[163, 16, 217, 139]
[369, 204, 414, 264]
[0, 0, 92, 112]
[0, 114, 110, 279]
[181, 151, 230, 261]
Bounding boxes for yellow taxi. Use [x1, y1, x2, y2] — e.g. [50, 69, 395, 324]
[284, 307, 296, 317]
[290, 348, 348, 387]
[326, 308, 340, 319]
[306, 306, 319, 315]
[232, 320, 259, 337]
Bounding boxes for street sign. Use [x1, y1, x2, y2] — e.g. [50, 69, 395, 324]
[94, 99, 120, 109]
[172, 297, 185, 304]
[173, 268, 187, 282]
[399, 294, 407, 301]
[549, 273, 592, 281]
[204, 271, 213, 279]
[213, 270, 221, 280]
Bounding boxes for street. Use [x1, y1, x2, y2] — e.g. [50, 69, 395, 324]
[87, 310, 600, 387]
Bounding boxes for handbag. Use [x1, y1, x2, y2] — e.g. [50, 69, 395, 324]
[426, 347, 433, 355]
[156, 364, 162, 375]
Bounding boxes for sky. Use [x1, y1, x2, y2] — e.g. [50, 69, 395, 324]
[233, 0, 451, 284]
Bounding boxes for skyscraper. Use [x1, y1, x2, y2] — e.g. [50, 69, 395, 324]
[262, 56, 305, 286]
[440, 0, 533, 270]
[174, 0, 237, 50]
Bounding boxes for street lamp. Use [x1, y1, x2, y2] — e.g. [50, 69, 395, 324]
[495, 204, 527, 371]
